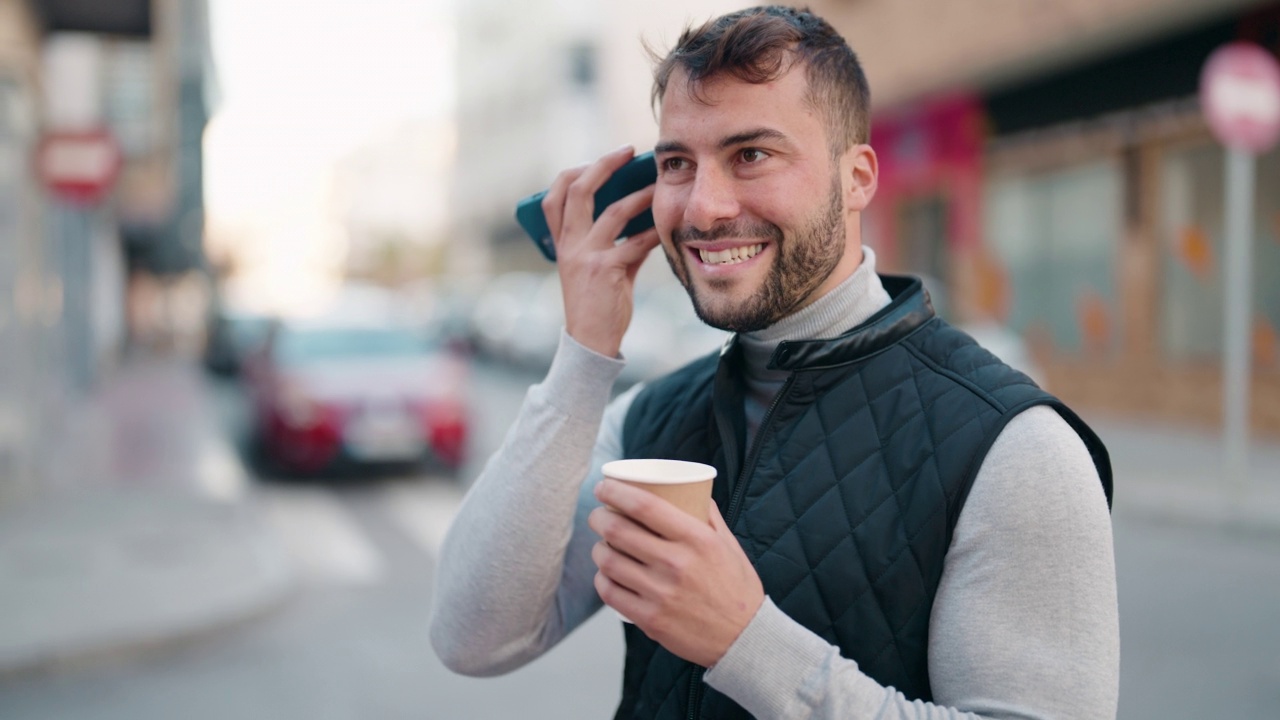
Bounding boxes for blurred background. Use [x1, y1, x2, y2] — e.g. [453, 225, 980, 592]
[0, 0, 1279, 718]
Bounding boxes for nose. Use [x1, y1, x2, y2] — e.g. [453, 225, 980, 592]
[682, 166, 739, 232]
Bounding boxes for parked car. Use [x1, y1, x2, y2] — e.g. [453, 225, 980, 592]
[243, 317, 470, 476]
[620, 283, 729, 384]
[203, 306, 274, 376]
[505, 273, 566, 371]
[469, 271, 545, 361]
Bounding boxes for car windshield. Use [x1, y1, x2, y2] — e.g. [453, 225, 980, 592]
[229, 316, 273, 350]
[277, 326, 434, 366]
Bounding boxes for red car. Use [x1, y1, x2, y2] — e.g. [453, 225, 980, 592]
[244, 318, 470, 476]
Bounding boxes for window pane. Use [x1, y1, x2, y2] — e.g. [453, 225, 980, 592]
[1254, 145, 1280, 371]
[986, 160, 1121, 355]
[1045, 162, 1121, 354]
[1159, 143, 1224, 361]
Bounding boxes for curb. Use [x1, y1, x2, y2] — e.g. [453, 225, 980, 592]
[0, 573, 299, 682]
[1113, 474, 1280, 538]
[0, 492, 299, 681]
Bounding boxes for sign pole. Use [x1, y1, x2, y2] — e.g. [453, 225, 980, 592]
[1221, 147, 1254, 486]
[1201, 41, 1280, 490]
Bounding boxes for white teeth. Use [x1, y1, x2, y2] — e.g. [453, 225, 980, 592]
[698, 244, 764, 265]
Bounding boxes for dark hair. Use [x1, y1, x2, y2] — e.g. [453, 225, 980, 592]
[649, 6, 871, 154]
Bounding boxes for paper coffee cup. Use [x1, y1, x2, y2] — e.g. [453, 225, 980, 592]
[600, 459, 716, 522]
[599, 459, 717, 624]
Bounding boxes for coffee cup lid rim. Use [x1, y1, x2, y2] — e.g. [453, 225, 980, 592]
[602, 459, 717, 484]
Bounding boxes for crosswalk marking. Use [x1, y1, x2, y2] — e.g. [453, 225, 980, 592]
[380, 479, 467, 558]
[195, 434, 250, 502]
[256, 486, 386, 585]
[250, 478, 468, 587]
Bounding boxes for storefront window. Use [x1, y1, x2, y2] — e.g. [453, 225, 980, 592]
[898, 193, 951, 312]
[1258, 146, 1280, 371]
[1159, 143, 1280, 369]
[986, 160, 1121, 356]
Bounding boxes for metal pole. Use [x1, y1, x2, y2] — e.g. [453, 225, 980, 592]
[1222, 147, 1254, 485]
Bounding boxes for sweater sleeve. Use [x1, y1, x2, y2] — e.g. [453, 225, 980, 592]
[703, 405, 1119, 719]
[429, 330, 641, 676]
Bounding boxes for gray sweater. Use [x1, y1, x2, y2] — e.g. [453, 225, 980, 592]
[430, 248, 1119, 719]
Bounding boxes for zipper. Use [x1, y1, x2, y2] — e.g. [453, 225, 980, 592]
[686, 667, 704, 720]
[686, 374, 797, 719]
[726, 374, 795, 525]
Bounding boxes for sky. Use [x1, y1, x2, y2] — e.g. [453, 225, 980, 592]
[204, 0, 454, 310]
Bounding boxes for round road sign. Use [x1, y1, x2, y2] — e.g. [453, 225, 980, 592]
[35, 129, 122, 206]
[1200, 42, 1280, 154]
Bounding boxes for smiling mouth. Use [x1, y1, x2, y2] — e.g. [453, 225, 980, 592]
[697, 244, 765, 265]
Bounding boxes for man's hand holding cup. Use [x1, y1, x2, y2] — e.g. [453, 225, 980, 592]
[588, 459, 765, 668]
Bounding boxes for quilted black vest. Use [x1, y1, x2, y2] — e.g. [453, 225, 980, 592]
[614, 275, 1112, 720]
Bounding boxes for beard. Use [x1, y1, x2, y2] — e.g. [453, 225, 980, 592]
[664, 174, 846, 334]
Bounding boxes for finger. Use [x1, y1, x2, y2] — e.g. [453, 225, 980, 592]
[587, 506, 632, 545]
[591, 540, 653, 596]
[587, 183, 656, 249]
[595, 478, 703, 542]
[560, 145, 638, 242]
[589, 501, 671, 566]
[617, 227, 661, 273]
[594, 569, 643, 615]
[542, 165, 588, 247]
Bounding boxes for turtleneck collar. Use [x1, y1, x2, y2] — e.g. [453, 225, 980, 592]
[736, 245, 892, 379]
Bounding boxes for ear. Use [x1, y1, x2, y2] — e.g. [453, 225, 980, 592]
[840, 144, 878, 213]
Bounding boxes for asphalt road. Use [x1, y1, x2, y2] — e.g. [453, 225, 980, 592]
[1113, 516, 1280, 718]
[1, 360, 1278, 719]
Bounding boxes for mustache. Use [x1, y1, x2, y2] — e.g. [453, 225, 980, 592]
[672, 220, 782, 244]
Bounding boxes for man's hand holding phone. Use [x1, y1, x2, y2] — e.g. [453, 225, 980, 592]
[538, 146, 660, 359]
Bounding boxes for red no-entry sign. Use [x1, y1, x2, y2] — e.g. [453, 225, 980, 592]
[1200, 42, 1280, 154]
[35, 129, 123, 206]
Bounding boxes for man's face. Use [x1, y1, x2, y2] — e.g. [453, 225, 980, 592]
[652, 63, 860, 333]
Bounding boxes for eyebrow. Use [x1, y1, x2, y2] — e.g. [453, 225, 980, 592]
[719, 128, 788, 149]
[653, 128, 790, 155]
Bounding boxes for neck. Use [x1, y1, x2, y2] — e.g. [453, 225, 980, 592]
[740, 244, 890, 357]
[735, 244, 892, 440]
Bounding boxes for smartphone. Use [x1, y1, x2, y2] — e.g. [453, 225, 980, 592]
[515, 151, 657, 262]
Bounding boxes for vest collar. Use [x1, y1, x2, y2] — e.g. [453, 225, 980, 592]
[719, 275, 935, 371]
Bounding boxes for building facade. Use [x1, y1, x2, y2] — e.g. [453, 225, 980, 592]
[812, 0, 1280, 435]
[332, 119, 456, 283]
[0, 0, 213, 500]
[0, 0, 54, 498]
[449, 0, 745, 278]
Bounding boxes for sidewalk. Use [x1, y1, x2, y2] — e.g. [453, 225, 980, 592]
[0, 354, 295, 678]
[1096, 415, 1280, 535]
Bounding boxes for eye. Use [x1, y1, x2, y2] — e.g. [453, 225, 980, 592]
[660, 157, 689, 173]
[739, 148, 769, 164]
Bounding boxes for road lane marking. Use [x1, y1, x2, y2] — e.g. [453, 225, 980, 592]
[256, 486, 385, 585]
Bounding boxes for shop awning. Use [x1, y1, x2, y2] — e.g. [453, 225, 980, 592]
[33, 0, 152, 38]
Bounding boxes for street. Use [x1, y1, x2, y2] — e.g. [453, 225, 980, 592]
[0, 479, 625, 720]
[0, 360, 626, 720]
[1, 358, 1278, 719]
[1113, 518, 1280, 718]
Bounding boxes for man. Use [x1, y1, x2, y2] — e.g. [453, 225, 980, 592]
[431, 6, 1119, 719]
